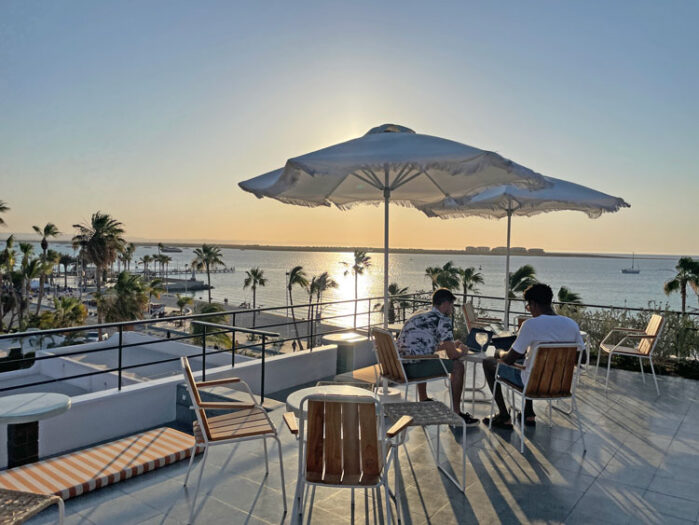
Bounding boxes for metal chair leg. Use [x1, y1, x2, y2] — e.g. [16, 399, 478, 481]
[548, 400, 553, 427]
[275, 436, 287, 512]
[639, 358, 646, 383]
[520, 396, 525, 453]
[183, 442, 198, 486]
[188, 447, 209, 524]
[56, 497, 65, 525]
[572, 396, 587, 455]
[605, 352, 613, 393]
[649, 357, 660, 396]
[595, 348, 602, 379]
[263, 437, 269, 474]
[488, 383, 496, 430]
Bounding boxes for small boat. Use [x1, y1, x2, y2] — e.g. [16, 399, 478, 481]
[622, 253, 640, 274]
[160, 245, 183, 253]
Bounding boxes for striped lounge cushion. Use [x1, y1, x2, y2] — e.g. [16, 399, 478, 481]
[0, 427, 196, 500]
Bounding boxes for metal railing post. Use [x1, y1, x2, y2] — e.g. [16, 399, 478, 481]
[367, 298, 371, 335]
[201, 325, 207, 381]
[260, 335, 266, 403]
[231, 330, 236, 368]
[117, 326, 123, 391]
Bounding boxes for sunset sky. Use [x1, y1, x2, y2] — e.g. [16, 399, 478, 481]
[1, 1, 697, 255]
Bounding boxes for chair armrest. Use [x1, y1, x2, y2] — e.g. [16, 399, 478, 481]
[609, 327, 645, 334]
[401, 354, 441, 360]
[386, 415, 413, 438]
[498, 360, 525, 370]
[283, 412, 299, 435]
[196, 377, 241, 388]
[621, 334, 656, 339]
[198, 402, 256, 410]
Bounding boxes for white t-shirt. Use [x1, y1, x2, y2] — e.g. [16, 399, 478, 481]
[511, 314, 584, 385]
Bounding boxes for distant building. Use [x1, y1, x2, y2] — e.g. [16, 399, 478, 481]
[527, 248, 545, 255]
[465, 246, 491, 254]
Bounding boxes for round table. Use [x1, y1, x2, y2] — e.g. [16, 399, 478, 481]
[286, 385, 375, 416]
[0, 393, 71, 468]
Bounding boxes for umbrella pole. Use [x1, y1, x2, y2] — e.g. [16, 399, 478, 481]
[503, 209, 512, 329]
[383, 185, 390, 329]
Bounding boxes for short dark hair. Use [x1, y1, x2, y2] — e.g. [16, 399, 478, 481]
[523, 283, 553, 307]
[432, 288, 456, 306]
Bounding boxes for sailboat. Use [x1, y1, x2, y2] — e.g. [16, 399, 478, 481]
[621, 253, 640, 274]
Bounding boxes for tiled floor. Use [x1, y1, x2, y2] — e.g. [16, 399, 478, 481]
[27, 367, 699, 524]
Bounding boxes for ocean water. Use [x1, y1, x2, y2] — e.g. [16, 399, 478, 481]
[40, 243, 695, 320]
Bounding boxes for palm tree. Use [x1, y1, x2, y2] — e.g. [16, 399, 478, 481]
[19, 242, 34, 270]
[19, 258, 51, 330]
[33, 223, 60, 314]
[435, 261, 460, 290]
[190, 302, 230, 348]
[97, 271, 150, 322]
[0, 200, 9, 226]
[425, 266, 442, 291]
[192, 244, 224, 303]
[59, 254, 75, 290]
[72, 212, 126, 293]
[0, 236, 16, 331]
[508, 264, 537, 314]
[161, 255, 172, 286]
[341, 249, 371, 329]
[313, 271, 338, 339]
[36, 296, 87, 329]
[121, 243, 136, 272]
[557, 286, 582, 304]
[176, 294, 194, 314]
[287, 265, 308, 350]
[664, 257, 699, 313]
[244, 267, 267, 327]
[138, 255, 152, 278]
[374, 282, 410, 324]
[457, 267, 484, 303]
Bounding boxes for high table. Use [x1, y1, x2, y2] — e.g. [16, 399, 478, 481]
[0, 393, 71, 468]
[321, 332, 368, 375]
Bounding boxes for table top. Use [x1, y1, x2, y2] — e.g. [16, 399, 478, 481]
[0, 393, 72, 425]
[459, 350, 489, 362]
[321, 332, 367, 344]
[286, 385, 375, 416]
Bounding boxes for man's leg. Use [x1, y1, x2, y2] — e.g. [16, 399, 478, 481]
[482, 357, 509, 417]
[417, 382, 428, 401]
[450, 359, 464, 410]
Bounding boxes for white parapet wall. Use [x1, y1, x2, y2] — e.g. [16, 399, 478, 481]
[0, 339, 380, 469]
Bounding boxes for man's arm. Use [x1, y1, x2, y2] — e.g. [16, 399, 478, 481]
[496, 348, 523, 365]
[438, 340, 468, 359]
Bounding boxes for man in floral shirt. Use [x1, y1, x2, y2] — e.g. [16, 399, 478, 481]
[397, 288, 478, 426]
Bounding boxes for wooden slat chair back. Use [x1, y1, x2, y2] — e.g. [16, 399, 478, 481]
[462, 303, 477, 332]
[491, 342, 586, 453]
[372, 328, 408, 384]
[305, 397, 382, 486]
[181, 356, 211, 442]
[517, 316, 532, 330]
[638, 314, 664, 355]
[524, 345, 578, 398]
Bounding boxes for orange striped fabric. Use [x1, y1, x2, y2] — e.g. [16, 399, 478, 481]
[0, 427, 197, 500]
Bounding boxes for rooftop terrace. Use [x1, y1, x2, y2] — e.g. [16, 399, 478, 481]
[25, 368, 699, 525]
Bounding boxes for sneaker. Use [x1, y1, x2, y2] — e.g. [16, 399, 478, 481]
[459, 412, 480, 427]
[483, 413, 514, 430]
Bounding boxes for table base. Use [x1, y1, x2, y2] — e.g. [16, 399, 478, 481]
[7, 422, 39, 468]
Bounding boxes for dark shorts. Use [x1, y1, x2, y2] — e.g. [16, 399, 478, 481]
[403, 359, 454, 380]
[497, 364, 524, 388]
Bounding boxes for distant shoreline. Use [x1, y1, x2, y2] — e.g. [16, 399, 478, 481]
[34, 240, 681, 260]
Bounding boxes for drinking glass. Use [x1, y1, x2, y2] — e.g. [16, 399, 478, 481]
[474, 332, 489, 353]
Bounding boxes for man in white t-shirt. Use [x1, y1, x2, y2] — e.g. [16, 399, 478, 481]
[482, 283, 584, 429]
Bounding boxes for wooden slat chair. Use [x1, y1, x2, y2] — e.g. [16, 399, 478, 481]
[489, 343, 585, 453]
[596, 314, 664, 395]
[372, 327, 453, 408]
[462, 302, 502, 333]
[283, 394, 412, 525]
[180, 357, 286, 523]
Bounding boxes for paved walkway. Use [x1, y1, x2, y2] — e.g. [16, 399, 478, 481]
[27, 368, 699, 524]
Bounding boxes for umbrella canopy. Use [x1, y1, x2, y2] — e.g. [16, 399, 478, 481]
[421, 175, 630, 327]
[239, 124, 551, 326]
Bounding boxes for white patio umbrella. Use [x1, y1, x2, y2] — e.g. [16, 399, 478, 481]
[421, 175, 630, 327]
[239, 124, 550, 326]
